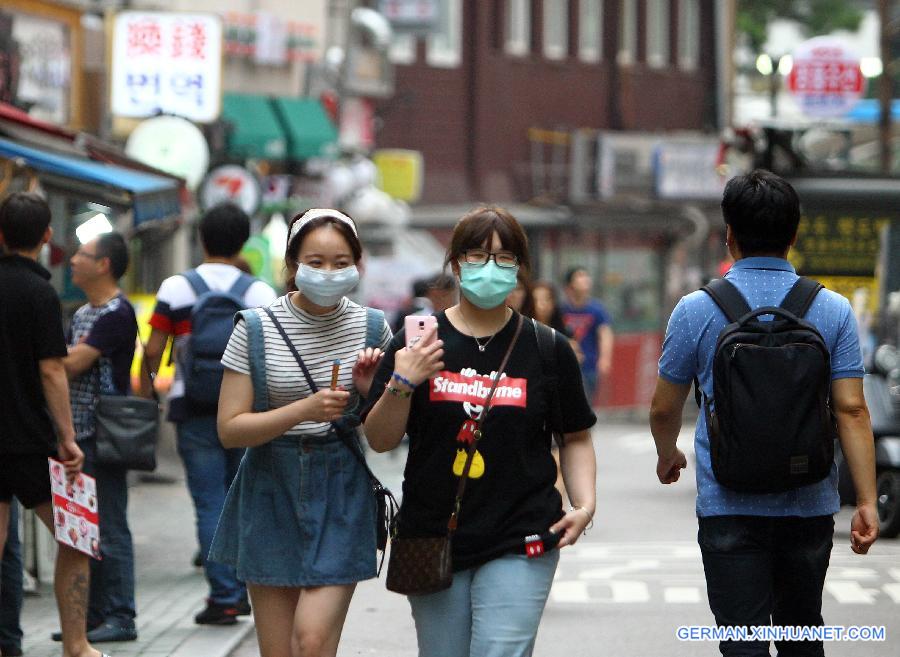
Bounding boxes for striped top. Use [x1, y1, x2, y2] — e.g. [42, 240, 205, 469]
[221, 295, 392, 438]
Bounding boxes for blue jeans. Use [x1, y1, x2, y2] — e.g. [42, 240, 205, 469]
[409, 551, 560, 657]
[0, 501, 23, 653]
[699, 515, 834, 657]
[82, 438, 137, 626]
[177, 415, 245, 605]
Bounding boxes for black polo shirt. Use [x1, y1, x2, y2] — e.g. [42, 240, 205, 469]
[0, 254, 68, 455]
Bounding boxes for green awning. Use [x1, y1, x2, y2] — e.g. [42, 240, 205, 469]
[271, 97, 338, 161]
[222, 93, 287, 160]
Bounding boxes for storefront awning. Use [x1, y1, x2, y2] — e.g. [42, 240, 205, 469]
[222, 94, 288, 160]
[271, 97, 338, 161]
[0, 138, 181, 225]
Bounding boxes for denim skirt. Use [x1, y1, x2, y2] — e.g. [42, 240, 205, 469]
[209, 433, 377, 587]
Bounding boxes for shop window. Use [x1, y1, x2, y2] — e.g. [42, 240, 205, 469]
[617, 0, 637, 66]
[505, 0, 531, 57]
[678, 0, 699, 71]
[543, 0, 568, 60]
[579, 0, 603, 63]
[426, 0, 462, 67]
[646, 0, 670, 68]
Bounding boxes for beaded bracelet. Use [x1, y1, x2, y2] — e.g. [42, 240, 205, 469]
[391, 372, 416, 389]
[386, 384, 412, 399]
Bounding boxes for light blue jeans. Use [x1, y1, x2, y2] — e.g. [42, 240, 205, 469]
[409, 551, 560, 657]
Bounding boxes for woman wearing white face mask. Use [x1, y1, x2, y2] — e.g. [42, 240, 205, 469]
[210, 209, 391, 657]
[363, 206, 597, 657]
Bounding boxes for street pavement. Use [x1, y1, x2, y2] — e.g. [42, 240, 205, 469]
[231, 422, 900, 657]
[18, 426, 254, 657]
[18, 421, 898, 657]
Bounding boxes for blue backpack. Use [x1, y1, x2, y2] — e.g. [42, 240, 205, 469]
[182, 269, 256, 409]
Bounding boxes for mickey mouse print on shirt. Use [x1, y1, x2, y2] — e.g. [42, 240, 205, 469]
[429, 367, 528, 479]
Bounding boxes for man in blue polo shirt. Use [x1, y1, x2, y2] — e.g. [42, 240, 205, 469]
[650, 170, 879, 657]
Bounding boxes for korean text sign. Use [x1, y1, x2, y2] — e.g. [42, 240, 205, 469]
[111, 12, 222, 123]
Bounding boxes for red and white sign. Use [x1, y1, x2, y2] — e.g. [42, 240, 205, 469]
[200, 165, 262, 215]
[787, 37, 865, 118]
[49, 458, 101, 560]
[430, 370, 527, 408]
[111, 12, 223, 122]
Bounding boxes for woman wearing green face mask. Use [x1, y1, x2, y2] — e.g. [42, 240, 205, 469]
[363, 206, 597, 657]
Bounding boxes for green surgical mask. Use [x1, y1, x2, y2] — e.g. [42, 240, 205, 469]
[459, 262, 519, 309]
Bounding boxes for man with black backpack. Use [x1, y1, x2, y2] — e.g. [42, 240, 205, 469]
[650, 170, 879, 657]
[140, 203, 276, 624]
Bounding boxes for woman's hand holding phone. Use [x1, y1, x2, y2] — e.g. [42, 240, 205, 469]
[394, 324, 444, 388]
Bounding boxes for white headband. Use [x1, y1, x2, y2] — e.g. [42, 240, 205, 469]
[288, 208, 358, 247]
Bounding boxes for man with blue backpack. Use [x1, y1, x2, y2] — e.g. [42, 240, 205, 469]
[650, 170, 879, 657]
[141, 203, 276, 624]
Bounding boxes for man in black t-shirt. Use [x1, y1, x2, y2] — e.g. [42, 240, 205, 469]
[0, 192, 105, 657]
[59, 231, 139, 643]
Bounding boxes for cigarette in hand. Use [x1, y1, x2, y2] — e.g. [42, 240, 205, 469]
[330, 359, 341, 390]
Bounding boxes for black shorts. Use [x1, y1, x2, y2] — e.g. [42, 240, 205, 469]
[0, 453, 53, 509]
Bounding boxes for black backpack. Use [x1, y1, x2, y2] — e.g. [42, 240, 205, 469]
[533, 318, 566, 447]
[698, 277, 837, 494]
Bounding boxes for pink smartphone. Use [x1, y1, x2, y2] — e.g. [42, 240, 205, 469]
[405, 315, 438, 349]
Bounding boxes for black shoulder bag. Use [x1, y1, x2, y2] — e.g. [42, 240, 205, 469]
[94, 340, 161, 472]
[262, 307, 399, 573]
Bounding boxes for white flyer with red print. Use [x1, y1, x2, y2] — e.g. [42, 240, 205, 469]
[49, 458, 101, 560]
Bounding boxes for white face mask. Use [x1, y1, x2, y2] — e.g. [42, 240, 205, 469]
[294, 263, 360, 307]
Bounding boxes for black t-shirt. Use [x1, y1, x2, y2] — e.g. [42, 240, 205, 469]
[0, 254, 68, 455]
[364, 311, 596, 571]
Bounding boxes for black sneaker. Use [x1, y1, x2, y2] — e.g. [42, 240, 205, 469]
[192, 550, 203, 568]
[236, 596, 251, 616]
[87, 621, 138, 643]
[194, 600, 239, 625]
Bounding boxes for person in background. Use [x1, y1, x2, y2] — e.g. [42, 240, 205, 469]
[364, 206, 596, 657]
[532, 281, 572, 338]
[505, 271, 534, 318]
[561, 267, 613, 404]
[0, 191, 103, 657]
[55, 231, 138, 643]
[0, 502, 23, 657]
[393, 273, 459, 333]
[141, 203, 277, 625]
[211, 208, 391, 657]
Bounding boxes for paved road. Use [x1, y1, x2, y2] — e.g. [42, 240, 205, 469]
[231, 423, 900, 657]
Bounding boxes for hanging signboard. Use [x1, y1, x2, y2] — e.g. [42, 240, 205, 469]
[199, 164, 262, 215]
[787, 37, 865, 119]
[110, 12, 223, 123]
[377, 0, 438, 31]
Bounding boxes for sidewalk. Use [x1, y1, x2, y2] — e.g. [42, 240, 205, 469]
[19, 428, 253, 657]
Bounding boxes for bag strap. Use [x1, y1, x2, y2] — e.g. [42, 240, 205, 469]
[700, 278, 752, 324]
[237, 309, 269, 413]
[447, 313, 525, 535]
[182, 269, 210, 297]
[533, 318, 565, 447]
[779, 277, 823, 318]
[260, 307, 391, 490]
[364, 307, 385, 350]
[228, 272, 256, 301]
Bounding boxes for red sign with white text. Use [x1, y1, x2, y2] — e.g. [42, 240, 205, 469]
[430, 370, 527, 408]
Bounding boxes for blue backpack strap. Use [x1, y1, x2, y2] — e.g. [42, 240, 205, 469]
[182, 269, 211, 297]
[364, 307, 385, 349]
[229, 272, 256, 302]
[236, 308, 268, 412]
